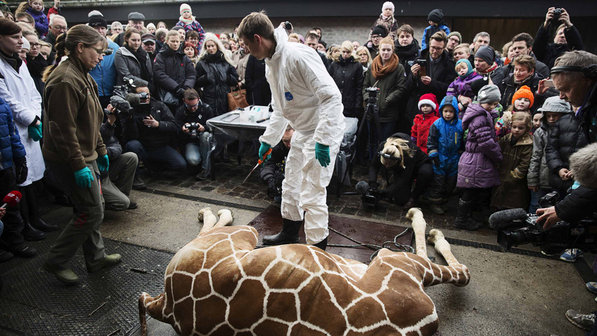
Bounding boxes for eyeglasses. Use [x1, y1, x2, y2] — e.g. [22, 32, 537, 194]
[89, 46, 112, 56]
[53, 25, 67, 31]
[30, 43, 40, 47]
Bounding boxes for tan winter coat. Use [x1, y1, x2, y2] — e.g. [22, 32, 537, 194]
[491, 133, 533, 210]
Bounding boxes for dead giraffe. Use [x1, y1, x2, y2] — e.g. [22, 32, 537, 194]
[139, 207, 470, 336]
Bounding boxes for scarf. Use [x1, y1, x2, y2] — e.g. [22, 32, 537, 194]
[179, 15, 195, 25]
[372, 53, 399, 79]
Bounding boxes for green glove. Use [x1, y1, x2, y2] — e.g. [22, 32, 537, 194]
[74, 167, 94, 188]
[315, 142, 330, 167]
[97, 154, 109, 172]
[28, 122, 42, 141]
[258, 142, 272, 162]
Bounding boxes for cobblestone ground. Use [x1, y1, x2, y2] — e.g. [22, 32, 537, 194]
[140, 156, 460, 230]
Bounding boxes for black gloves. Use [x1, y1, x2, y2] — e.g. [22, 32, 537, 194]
[14, 156, 28, 184]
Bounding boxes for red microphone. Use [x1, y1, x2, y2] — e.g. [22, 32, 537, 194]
[1, 191, 22, 208]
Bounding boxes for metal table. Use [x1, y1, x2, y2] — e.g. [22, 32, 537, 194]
[206, 106, 271, 141]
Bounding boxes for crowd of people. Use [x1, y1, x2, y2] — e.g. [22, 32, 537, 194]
[0, 1, 596, 325]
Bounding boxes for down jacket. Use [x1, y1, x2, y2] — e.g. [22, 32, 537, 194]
[195, 51, 239, 116]
[457, 103, 502, 189]
[526, 126, 551, 190]
[491, 133, 533, 210]
[328, 56, 363, 118]
[411, 113, 438, 154]
[114, 46, 153, 87]
[154, 46, 196, 95]
[0, 97, 26, 170]
[427, 96, 463, 177]
[545, 113, 588, 193]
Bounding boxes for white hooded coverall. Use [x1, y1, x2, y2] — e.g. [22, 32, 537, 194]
[259, 27, 345, 244]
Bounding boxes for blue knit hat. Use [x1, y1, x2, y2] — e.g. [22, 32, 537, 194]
[455, 59, 473, 78]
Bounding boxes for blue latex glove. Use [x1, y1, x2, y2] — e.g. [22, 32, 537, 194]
[258, 142, 272, 162]
[28, 122, 42, 141]
[74, 167, 94, 188]
[97, 154, 109, 172]
[315, 143, 330, 167]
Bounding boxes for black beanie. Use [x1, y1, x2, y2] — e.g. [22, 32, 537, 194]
[88, 15, 107, 28]
[371, 25, 388, 37]
[427, 9, 444, 24]
[475, 46, 495, 65]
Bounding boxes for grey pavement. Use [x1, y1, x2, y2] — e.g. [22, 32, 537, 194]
[92, 159, 595, 336]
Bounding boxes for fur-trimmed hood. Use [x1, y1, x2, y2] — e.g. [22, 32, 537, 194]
[569, 142, 597, 189]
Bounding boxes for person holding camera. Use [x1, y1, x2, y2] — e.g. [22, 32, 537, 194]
[121, 84, 187, 179]
[259, 126, 294, 203]
[367, 132, 432, 208]
[42, 25, 121, 285]
[406, 31, 456, 133]
[100, 104, 139, 211]
[533, 7, 584, 69]
[174, 89, 214, 181]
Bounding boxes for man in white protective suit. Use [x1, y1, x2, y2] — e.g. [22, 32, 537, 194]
[238, 11, 345, 250]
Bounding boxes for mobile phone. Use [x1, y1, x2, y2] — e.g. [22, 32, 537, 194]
[544, 79, 555, 88]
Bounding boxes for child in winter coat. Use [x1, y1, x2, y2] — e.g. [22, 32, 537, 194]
[527, 97, 566, 213]
[491, 113, 533, 210]
[411, 93, 439, 154]
[455, 84, 503, 230]
[421, 8, 450, 51]
[175, 3, 206, 49]
[495, 85, 534, 137]
[25, 0, 48, 38]
[446, 59, 481, 111]
[427, 95, 464, 214]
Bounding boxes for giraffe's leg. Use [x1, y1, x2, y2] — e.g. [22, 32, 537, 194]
[214, 209, 233, 228]
[198, 207, 218, 235]
[426, 229, 471, 286]
[428, 229, 460, 266]
[406, 208, 428, 258]
[139, 292, 167, 336]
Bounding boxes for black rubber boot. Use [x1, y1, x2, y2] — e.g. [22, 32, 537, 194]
[454, 199, 481, 231]
[262, 219, 302, 246]
[23, 222, 46, 241]
[314, 237, 328, 251]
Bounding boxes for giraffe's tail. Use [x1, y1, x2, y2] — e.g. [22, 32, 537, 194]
[139, 292, 166, 336]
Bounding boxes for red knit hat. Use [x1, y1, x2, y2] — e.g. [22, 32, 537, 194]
[512, 85, 534, 108]
[418, 93, 438, 112]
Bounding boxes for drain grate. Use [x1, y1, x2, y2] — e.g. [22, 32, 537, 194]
[0, 238, 172, 336]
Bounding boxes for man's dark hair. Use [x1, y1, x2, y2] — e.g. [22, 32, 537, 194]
[305, 32, 319, 42]
[184, 88, 200, 100]
[185, 30, 199, 40]
[237, 11, 275, 42]
[512, 32, 533, 48]
[312, 27, 322, 37]
[0, 18, 21, 36]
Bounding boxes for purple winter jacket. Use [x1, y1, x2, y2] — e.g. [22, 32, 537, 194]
[457, 103, 502, 189]
[446, 72, 482, 99]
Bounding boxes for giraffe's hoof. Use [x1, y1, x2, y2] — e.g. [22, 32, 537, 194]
[405, 207, 423, 220]
[217, 209, 233, 226]
[428, 229, 444, 244]
[198, 207, 212, 222]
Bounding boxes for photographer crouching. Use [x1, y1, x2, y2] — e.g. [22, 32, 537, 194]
[174, 89, 214, 181]
[536, 143, 597, 231]
[363, 132, 432, 209]
[120, 82, 186, 182]
[100, 103, 139, 210]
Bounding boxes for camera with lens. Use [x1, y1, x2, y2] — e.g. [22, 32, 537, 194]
[492, 192, 597, 252]
[355, 181, 383, 209]
[283, 21, 293, 31]
[184, 122, 201, 138]
[552, 8, 563, 21]
[365, 87, 380, 102]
